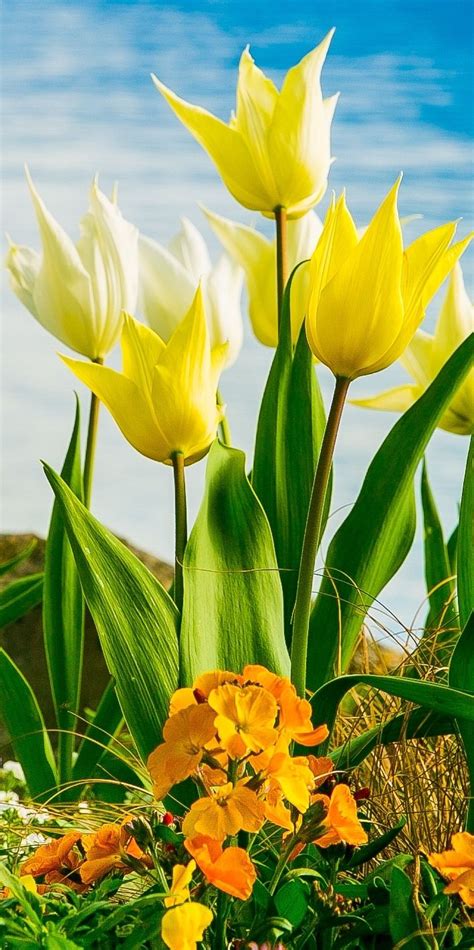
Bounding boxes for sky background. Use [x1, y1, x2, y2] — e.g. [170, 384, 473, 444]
[2, 0, 473, 646]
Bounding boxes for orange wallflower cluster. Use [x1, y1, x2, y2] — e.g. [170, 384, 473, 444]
[428, 832, 474, 907]
[147, 664, 367, 901]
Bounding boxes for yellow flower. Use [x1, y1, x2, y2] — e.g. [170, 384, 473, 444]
[6, 170, 138, 360]
[352, 262, 474, 433]
[161, 901, 213, 950]
[147, 703, 217, 800]
[185, 835, 256, 899]
[61, 286, 227, 465]
[253, 748, 314, 814]
[242, 665, 329, 746]
[152, 32, 337, 218]
[306, 181, 472, 380]
[208, 682, 278, 758]
[182, 782, 265, 841]
[164, 861, 196, 907]
[313, 784, 368, 848]
[428, 832, 474, 907]
[139, 217, 243, 367]
[204, 207, 322, 345]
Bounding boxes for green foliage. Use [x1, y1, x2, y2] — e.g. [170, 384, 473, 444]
[43, 463, 180, 762]
[0, 650, 57, 799]
[43, 398, 85, 786]
[457, 437, 473, 630]
[0, 539, 38, 577]
[307, 335, 474, 691]
[0, 574, 43, 628]
[420, 460, 458, 665]
[181, 440, 290, 682]
[252, 266, 328, 642]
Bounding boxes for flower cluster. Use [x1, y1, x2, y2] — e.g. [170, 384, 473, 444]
[428, 832, 474, 907]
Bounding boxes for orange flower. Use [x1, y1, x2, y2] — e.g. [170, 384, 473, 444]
[262, 782, 294, 832]
[169, 670, 241, 715]
[313, 784, 368, 848]
[277, 685, 329, 747]
[253, 746, 314, 814]
[428, 832, 474, 907]
[147, 704, 217, 799]
[21, 832, 82, 879]
[80, 821, 147, 884]
[182, 782, 264, 841]
[307, 756, 334, 789]
[185, 834, 256, 899]
[164, 860, 196, 907]
[242, 664, 290, 702]
[161, 901, 213, 950]
[208, 682, 278, 758]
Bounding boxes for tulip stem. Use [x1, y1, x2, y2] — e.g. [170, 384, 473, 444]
[83, 358, 103, 508]
[171, 451, 188, 614]
[274, 205, 288, 329]
[290, 376, 350, 697]
[217, 388, 232, 445]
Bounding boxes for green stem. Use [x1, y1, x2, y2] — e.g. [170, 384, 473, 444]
[83, 358, 103, 508]
[290, 376, 350, 697]
[171, 451, 188, 614]
[215, 890, 229, 949]
[217, 388, 232, 445]
[268, 832, 300, 895]
[274, 205, 288, 331]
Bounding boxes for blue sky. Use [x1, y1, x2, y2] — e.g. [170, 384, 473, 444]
[2, 0, 473, 639]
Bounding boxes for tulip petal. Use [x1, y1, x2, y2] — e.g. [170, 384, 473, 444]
[314, 180, 404, 377]
[26, 170, 98, 358]
[268, 30, 336, 215]
[351, 384, 422, 414]
[169, 217, 211, 280]
[234, 47, 279, 199]
[399, 330, 434, 388]
[203, 254, 244, 366]
[139, 234, 196, 341]
[152, 75, 268, 211]
[203, 207, 277, 346]
[5, 242, 40, 317]
[432, 262, 474, 372]
[121, 313, 166, 394]
[61, 356, 166, 461]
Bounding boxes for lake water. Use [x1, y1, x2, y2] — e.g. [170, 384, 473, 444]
[2, 0, 472, 646]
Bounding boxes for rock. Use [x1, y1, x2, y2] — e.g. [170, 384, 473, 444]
[0, 533, 173, 755]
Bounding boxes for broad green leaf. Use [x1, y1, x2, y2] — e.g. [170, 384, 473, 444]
[308, 335, 474, 690]
[344, 817, 406, 870]
[458, 437, 473, 629]
[43, 398, 84, 785]
[0, 573, 43, 628]
[0, 649, 57, 799]
[181, 440, 290, 683]
[0, 538, 37, 577]
[330, 707, 453, 770]
[43, 464, 179, 761]
[449, 612, 474, 832]
[389, 866, 431, 949]
[252, 268, 327, 642]
[73, 678, 124, 784]
[274, 879, 309, 928]
[310, 673, 474, 750]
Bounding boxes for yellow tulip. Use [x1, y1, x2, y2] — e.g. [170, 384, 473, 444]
[352, 262, 474, 433]
[161, 901, 213, 950]
[61, 286, 227, 465]
[306, 179, 472, 380]
[5, 170, 138, 360]
[152, 31, 337, 218]
[204, 207, 322, 346]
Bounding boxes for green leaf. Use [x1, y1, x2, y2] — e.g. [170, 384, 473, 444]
[310, 673, 474, 750]
[181, 440, 290, 682]
[252, 268, 327, 642]
[330, 707, 454, 770]
[72, 678, 124, 784]
[274, 879, 309, 928]
[457, 437, 473, 629]
[0, 573, 43, 628]
[308, 335, 474, 690]
[0, 648, 57, 799]
[449, 612, 474, 832]
[344, 817, 406, 869]
[389, 866, 431, 949]
[0, 538, 37, 577]
[43, 398, 84, 785]
[43, 464, 179, 761]
[418, 460, 458, 665]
